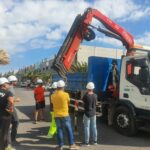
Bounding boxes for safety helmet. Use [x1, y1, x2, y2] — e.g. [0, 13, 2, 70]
[57, 80, 65, 88]
[37, 79, 43, 84]
[86, 82, 95, 90]
[51, 82, 57, 89]
[8, 75, 18, 82]
[0, 77, 9, 85]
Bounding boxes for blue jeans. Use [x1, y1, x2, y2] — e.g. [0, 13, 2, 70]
[83, 114, 97, 143]
[55, 116, 74, 146]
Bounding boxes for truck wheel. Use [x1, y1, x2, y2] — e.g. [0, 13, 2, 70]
[113, 106, 137, 136]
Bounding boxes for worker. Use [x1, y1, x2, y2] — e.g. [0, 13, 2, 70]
[8, 75, 20, 143]
[47, 82, 58, 138]
[111, 60, 119, 90]
[82, 82, 97, 146]
[107, 60, 120, 98]
[0, 77, 14, 150]
[34, 79, 45, 124]
[51, 80, 78, 150]
[49, 82, 57, 111]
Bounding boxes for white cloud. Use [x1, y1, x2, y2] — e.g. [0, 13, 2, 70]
[0, 0, 149, 58]
[96, 36, 123, 48]
[136, 32, 150, 46]
[30, 39, 59, 49]
[95, 32, 150, 49]
[46, 28, 63, 41]
[0, 0, 89, 54]
[93, 0, 138, 20]
[121, 7, 150, 22]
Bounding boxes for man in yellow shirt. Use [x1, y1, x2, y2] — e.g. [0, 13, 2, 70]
[51, 80, 78, 150]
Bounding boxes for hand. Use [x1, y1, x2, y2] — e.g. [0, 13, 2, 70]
[5, 108, 13, 113]
[15, 97, 21, 102]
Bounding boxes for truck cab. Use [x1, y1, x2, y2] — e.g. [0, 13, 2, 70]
[120, 54, 150, 108]
[111, 53, 150, 136]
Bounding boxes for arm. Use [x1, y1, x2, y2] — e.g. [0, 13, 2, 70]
[50, 94, 53, 112]
[52, 8, 134, 78]
[82, 95, 86, 108]
[67, 93, 70, 106]
[6, 96, 14, 113]
[95, 94, 98, 106]
[34, 88, 38, 102]
[14, 97, 21, 103]
[34, 93, 37, 101]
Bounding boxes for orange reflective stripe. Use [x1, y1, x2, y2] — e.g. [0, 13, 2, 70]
[127, 64, 132, 75]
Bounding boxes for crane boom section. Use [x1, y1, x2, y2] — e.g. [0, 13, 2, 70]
[52, 8, 134, 78]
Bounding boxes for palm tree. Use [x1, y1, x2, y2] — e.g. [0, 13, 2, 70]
[40, 71, 52, 83]
[70, 61, 88, 73]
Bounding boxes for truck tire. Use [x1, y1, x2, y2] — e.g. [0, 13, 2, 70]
[113, 106, 137, 136]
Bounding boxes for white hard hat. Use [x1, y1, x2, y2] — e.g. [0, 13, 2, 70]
[37, 79, 43, 84]
[0, 77, 9, 85]
[57, 80, 65, 88]
[8, 75, 18, 82]
[86, 82, 95, 90]
[51, 82, 57, 89]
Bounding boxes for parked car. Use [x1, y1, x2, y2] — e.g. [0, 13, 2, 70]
[20, 82, 27, 87]
[43, 84, 51, 91]
[30, 83, 37, 89]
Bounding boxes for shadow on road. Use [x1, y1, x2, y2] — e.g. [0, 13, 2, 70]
[17, 105, 51, 122]
[15, 126, 74, 150]
[16, 105, 150, 149]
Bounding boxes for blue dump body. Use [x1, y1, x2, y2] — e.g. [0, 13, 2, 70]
[66, 73, 87, 91]
[88, 56, 121, 93]
[52, 56, 121, 93]
[52, 73, 87, 91]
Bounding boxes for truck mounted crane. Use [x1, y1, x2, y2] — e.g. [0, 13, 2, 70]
[52, 8, 150, 136]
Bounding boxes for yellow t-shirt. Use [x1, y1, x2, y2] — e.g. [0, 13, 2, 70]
[51, 90, 70, 117]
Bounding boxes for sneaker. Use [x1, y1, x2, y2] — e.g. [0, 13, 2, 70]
[81, 143, 90, 146]
[55, 146, 63, 150]
[69, 144, 79, 149]
[91, 142, 97, 145]
[33, 120, 37, 124]
[5, 144, 16, 150]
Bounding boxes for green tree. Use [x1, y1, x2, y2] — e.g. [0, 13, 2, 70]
[70, 61, 88, 73]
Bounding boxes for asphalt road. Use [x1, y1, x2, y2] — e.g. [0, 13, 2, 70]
[12, 87, 150, 150]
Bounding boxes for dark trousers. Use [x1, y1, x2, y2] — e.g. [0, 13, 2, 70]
[11, 107, 19, 142]
[0, 115, 11, 150]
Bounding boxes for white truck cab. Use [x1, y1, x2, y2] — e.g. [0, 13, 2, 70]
[112, 53, 150, 136]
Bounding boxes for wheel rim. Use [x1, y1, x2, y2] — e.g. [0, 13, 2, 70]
[117, 114, 129, 128]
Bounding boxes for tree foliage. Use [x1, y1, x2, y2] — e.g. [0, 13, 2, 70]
[70, 61, 88, 73]
[19, 70, 52, 83]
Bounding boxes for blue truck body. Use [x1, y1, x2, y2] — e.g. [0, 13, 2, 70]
[52, 56, 121, 94]
[52, 72, 87, 92]
[88, 56, 121, 93]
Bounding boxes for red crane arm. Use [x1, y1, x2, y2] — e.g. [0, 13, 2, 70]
[52, 8, 134, 78]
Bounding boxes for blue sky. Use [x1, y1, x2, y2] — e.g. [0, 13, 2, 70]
[0, 0, 150, 73]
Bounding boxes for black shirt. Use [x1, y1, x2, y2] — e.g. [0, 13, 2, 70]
[0, 89, 13, 116]
[83, 93, 97, 117]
